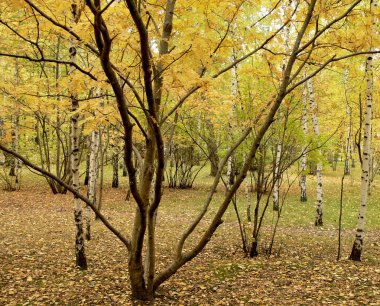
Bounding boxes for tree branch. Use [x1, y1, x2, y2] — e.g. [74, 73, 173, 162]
[0, 142, 131, 251]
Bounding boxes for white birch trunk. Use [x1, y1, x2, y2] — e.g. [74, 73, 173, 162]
[85, 129, 99, 240]
[350, 58, 375, 261]
[272, 143, 282, 211]
[350, 57, 373, 260]
[273, 2, 292, 209]
[14, 117, 20, 190]
[300, 84, 308, 202]
[344, 68, 351, 175]
[368, 147, 374, 195]
[11, 63, 21, 190]
[350, 0, 377, 261]
[307, 78, 323, 226]
[227, 40, 239, 191]
[244, 154, 252, 221]
[70, 1, 86, 269]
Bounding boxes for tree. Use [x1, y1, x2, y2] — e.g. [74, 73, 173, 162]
[299, 82, 308, 201]
[307, 77, 324, 226]
[0, 0, 378, 301]
[86, 128, 99, 240]
[350, 0, 377, 262]
[69, 0, 87, 270]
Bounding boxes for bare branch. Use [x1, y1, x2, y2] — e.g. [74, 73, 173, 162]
[0, 52, 97, 80]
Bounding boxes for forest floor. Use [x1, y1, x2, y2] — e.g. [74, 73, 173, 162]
[1, 167, 380, 305]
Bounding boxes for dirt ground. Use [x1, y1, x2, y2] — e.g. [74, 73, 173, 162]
[1, 182, 380, 305]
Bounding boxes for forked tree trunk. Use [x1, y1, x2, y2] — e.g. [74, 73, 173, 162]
[350, 0, 376, 259]
[0, 0, 349, 301]
[300, 83, 308, 202]
[70, 1, 87, 269]
[307, 78, 323, 226]
[85, 0, 317, 300]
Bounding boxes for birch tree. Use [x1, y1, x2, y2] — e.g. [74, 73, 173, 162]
[272, 0, 293, 211]
[307, 78, 324, 226]
[85, 129, 99, 240]
[350, 0, 377, 261]
[70, 1, 87, 269]
[299, 83, 308, 202]
[226, 38, 239, 191]
[12, 63, 21, 190]
[343, 68, 352, 176]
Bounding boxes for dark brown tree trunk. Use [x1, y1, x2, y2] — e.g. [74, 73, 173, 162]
[250, 240, 258, 257]
[84, 150, 90, 185]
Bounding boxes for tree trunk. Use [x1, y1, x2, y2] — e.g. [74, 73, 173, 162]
[333, 152, 338, 172]
[226, 34, 239, 191]
[272, 143, 282, 211]
[112, 153, 119, 188]
[9, 63, 21, 190]
[122, 160, 128, 177]
[300, 83, 308, 202]
[343, 67, 352, 176]
[206, 121, 219, 177]
[307, 78, 323, 226]
[244, 154, 252, 222]
[71, 97, 87, 269]
[84, 146, 90, 185]
[350, 37, 375, 260]
[86, 130, 99, 240]
[96, 127, 109, 218]
[70, 1, 87, 270]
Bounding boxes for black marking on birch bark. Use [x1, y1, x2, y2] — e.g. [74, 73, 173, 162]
[74, 210, 87, 269]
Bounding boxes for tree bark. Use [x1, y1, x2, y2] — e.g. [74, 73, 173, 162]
[300, 83, 308, 202]
[70, 1, 87, 269]
[350, 0, 376, 259]
[307, 78, 323, 226]
[343, 68, 352, 175]
[206, 120, 219, 177]
[226, 30, 239, 191]
[272, 142, 282, 210]
[112, 152, 119, 188]
[86, 130, 99, 240]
